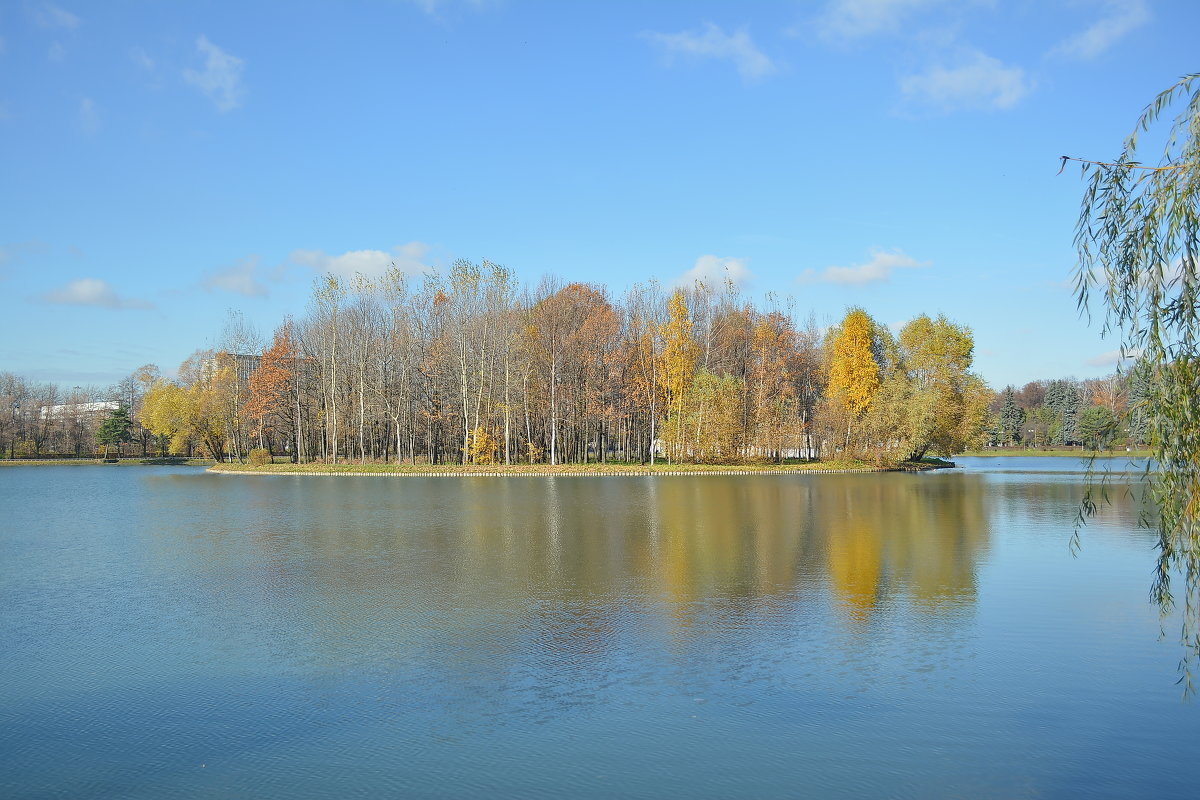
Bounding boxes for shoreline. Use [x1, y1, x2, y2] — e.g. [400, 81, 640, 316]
[205, 460, 950, 477]
[0, 458, 214, 467]
[958, 449, 1150, 458]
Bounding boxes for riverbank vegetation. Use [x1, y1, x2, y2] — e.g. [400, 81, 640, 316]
[209, 458, 882, 476]
[982, 371, 1151, 451]
[960, 447, 1151, 458]
[120, 271, 996, 469]
[0, 457, 213, 467]
[3, 269, 1151, 469]
[0, 284, 1158, 470]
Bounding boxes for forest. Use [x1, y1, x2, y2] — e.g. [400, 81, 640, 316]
[1, 261, 1124, 466]
[988, 370, 1150, 452]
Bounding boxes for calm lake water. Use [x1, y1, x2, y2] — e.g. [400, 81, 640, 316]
[2, 458, 1197, 798]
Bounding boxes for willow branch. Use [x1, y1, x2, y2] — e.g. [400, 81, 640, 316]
[1058, 155, 1189, 175]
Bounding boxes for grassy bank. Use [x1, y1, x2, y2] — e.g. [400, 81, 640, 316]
[0, 457, 215, 467]
[209, 459, 886, 477]
[958, 448, 1151, 458]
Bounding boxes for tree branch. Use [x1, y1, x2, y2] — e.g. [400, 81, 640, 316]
[1058, 155, 1188, 175]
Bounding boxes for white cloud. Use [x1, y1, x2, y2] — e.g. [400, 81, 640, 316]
[290, 242, 433, 279]
[78, 97, 98, 134]
[900, 50, 1031, 112]
[674, 255, 753, 289]
[203, 256, 270, 297]
[34, 3, 80, 30]
[646, 22, 776, 81]
[43, 278, 153, 310]
[816, 0, 952, 40]
[1086, 347, 1141, 367]
[798, 248, 928, 286]
[183, 35, 245, 112]
[1049, 0, 1149, 61]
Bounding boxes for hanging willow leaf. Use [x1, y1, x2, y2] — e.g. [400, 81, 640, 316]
[1072, 72, 1200, 692]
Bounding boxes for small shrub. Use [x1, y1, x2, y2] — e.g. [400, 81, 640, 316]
[248, 448, 272, 466]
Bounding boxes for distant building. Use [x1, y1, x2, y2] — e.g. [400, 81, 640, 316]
[41, 401, 120, 419]
[202, 353, 262, 385]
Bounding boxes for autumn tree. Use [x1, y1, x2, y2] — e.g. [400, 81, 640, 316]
[687, 370, 745, 462]
[310, 275, 346, 463]
[141, 351, 234, 460]
[891, 314, 990, 461]
[826, 308, 881, 454]
[622, 281, 666, 463]
[242, 321, 297, 455]
[659, 289, 699, 463]
[747, 310, 799, 462]
[127, 260, 1002, 474]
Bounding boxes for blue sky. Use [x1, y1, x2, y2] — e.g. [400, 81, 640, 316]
[1, 0, 1197, 390]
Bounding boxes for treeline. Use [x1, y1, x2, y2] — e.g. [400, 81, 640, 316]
[0, 369, 158, 458]
[4, 261, 993, 465]
[987, 367, 1149, 450]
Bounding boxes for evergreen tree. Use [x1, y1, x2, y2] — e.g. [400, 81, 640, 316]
[1126, 359, 1152, 446]
[998, 386, 1026, 446]
[1044, 379, 1081, 445]
[95, 405, 133, 458]
[1076, 405, 1118, 450]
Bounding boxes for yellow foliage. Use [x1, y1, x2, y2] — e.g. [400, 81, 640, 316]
[464, 426, 499, 464]
[659, 290, 699, 461]
[827, 308, 880, 419]
[140, 359, 234, 460]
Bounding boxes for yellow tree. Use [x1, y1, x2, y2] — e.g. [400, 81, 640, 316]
[827, 308, 880, 453]
[687, 369, 745, 462]
[659, 289, 699, 462]
[141, 351, 234, 460]
[142, 380, 189, 455]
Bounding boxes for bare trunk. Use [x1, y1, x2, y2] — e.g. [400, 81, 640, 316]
[550, 359, 558, 465]
[504, 356, 511, 465]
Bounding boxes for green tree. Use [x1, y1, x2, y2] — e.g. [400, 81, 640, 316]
[1076, 405, 1118, 451]
[1126, 359, 1152, 446]
[1044, 379, 1081, 445]
[95, 405, 133, 459]
[998, 386, 1026, 446]
[892, 314, 990, 462]
[1071, 72, 1200, 687]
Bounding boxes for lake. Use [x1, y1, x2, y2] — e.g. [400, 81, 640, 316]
[1, 458, 1197, 798]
